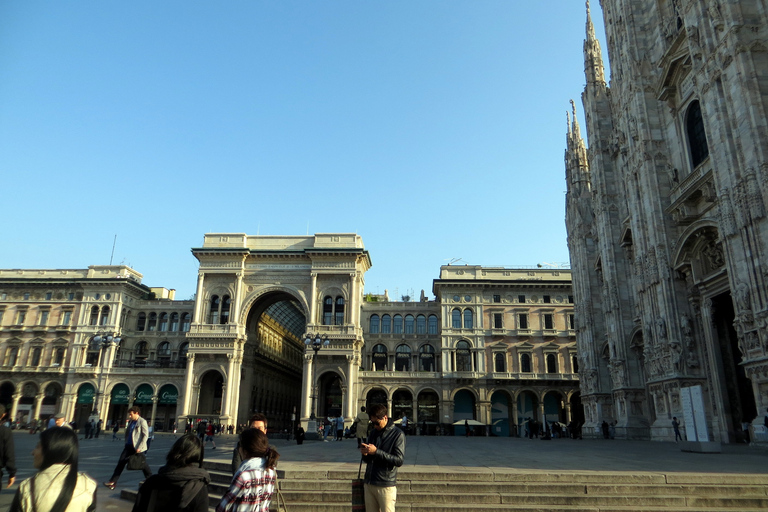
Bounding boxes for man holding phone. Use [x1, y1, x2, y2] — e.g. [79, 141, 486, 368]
[359, 404, 405, 512]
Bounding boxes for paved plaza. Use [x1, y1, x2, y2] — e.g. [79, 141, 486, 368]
[0, 431, 766, 511]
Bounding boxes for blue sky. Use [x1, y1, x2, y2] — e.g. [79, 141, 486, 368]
[0, 1, 607, 300]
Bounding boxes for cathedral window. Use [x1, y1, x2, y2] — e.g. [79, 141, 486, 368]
[427, 315, 438, 334]
[220, 295, 231, 324]
[455, 340, 472, 372]
[54, 347, 65, 366]
[419, 344, 435, 371]
[159, 312, 168, 331]
[381, 314, 391, 334]
[493, 313, 503, 329]
[494, 352, 505, 372]
[209, 296, 220, 324]
[393, 315, 403, 334]
[416, 315, 426, 334]
[4, 346, 18, 366]
[404, 315, 415, 334]
[372, 344, 387, 370]
[520, 353, 531, 373]
[89, 306, 99, 326]
[181, 313, 191, 332]
[322, 295, 344, 325]
[147, 312, 157, 331]
[99, 306, 110, 326]
[546, 353, 558, 373]
[334, 297, 344, 325]
[135, 341, 149, 358]
[169, 312, 179, 331]
[543, 313, 554, 330]
[686, 100, 709, 168]
[369, 314, 380, 334]
[463, 309, 474, 329]
[137, 313, 147, 331]
[29, 347, 41, 367]
[395, 344, 411, 371]
[451, 309, 462, 328]
[518, 313, 528, 329]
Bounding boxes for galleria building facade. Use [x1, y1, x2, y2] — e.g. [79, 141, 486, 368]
[0, 233, 580, 437]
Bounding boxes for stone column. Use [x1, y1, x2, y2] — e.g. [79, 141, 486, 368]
[301, 354, 312, 419]
[222, 354, 235, 420]
[33, 393, 44, 422]
[345, 355, 355, 420]
[565, 401, 572, 424]
[10, 393, 20, 423]
[181, 354, 196, 418]
[150, 395, 159, 430]
[193, 272, 205, 323]
[538, 402, 546, 423]
[310, 273, 318, 325]
[232, 272, 243, 324]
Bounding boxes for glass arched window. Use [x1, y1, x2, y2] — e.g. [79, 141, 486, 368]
[428, 315, 438, 334]
[416, 315, 426, 334]
[220, 295, 231, 324]
[181, 313, 191, 332]
[393, 315, 403, 334]
[494, 352, 505, 372]
[335, 297, 344, 325]
[54, 347, 65, 366]
[99, 306, 110, 326]
[209, 295, 220, 324]
[30, 347, 42, 367]
[381, 315, 391, 334]
[322, 296, 333, 325]
[456, 340, 471, 372]
[419, 344, 436, 371]
[136, 312, 146, 331]
[369, 315, 380, 334]
[169, 312, 179, 331]
[372, 344, 388, 371]
[451, 309, 461, 328]
[463, 309, 473, 329]
[687, 100, 709, 168]
[395, 344, 411, 371]
[158, 341, 171, 357]
[159, 312, 168, 331]
[179, 342, 189, 359]
[521, 353, 532, 373]
[147, 312, 157, 331]
[89, 306, 99, 326]
[135, 341, 149, 357]
[546, 353, 558, 374]
[404, 315, 415, 334]
[5, 346, 18, 366]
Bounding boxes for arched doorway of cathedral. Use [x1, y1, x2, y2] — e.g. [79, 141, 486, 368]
[543, 391, 565, 427]
[569, 391, 584, 432]
[0, 381, 15, 410]
[318, 372, 343, 418]
[365, 388, 388, 410]
[198, 371, 224, 418]
[516, 390, 538, 437]
[417, 389, 439, 435]
[490, 390, 513, 437]
[392, 388, 413, 427]
[17, 382, 37, 425]
[453, 389, 476, 436]
[243, 292, 305, 432]
[42, 382, 63, 421]
[710, 292, 757, 442]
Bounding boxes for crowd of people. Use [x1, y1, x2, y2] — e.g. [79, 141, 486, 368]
[0, 405, 282, 512]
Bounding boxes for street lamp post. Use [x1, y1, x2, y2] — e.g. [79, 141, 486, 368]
[304, 333, 329, 421]
[91, 332, 121, 418]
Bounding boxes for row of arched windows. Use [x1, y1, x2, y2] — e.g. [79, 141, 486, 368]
[370, 343, 437, 371]
[492, 352, 577, 374]
[132, 341, 188, 359]
[137, 312, 191, 332]
[369, 314, 439, 334]
[2, 345, 66, 367]
[451, 308, 474, 329]
[89, 306, 110, 326]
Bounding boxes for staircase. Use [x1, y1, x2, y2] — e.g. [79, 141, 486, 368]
[199, 460, 768, 511]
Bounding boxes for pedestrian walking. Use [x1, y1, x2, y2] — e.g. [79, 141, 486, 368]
[103, 406, 152, 490]
[0, 405, 16, 491]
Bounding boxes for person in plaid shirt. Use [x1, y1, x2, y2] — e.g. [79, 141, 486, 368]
[216, 428, 279, 512]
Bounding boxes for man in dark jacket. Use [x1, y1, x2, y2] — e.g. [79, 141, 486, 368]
[0, 404, 16, 491]
[360, 403, 405, 512]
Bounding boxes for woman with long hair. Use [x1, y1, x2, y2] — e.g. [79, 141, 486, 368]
[216, 428, 279, 512]
[10, 426, 97, 512]
[132, 434, 210, 512]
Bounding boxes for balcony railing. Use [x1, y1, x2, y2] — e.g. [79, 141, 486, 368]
[112, 359, 187, 369]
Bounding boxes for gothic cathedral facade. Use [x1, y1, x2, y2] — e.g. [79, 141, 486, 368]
[565, 1, 768, 442]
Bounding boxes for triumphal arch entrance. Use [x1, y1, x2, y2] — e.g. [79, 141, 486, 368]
[179, 233, 371, 432]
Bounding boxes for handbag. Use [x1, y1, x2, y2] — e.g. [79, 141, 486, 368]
[275, 481, 288, 511]
[127, 452, 146, 470]
[351, 458, 365, 511]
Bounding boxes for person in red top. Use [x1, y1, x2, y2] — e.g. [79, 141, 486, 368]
[205, 423, 217, 450]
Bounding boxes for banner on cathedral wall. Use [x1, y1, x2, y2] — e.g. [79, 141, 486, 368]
[681, 385, 709, 442]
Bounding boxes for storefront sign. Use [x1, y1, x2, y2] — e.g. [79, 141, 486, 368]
[77, 384, 95, 404]
[134, 384, 154, 404]
[158, 385, 178, 404]
[111, 384, 130, 405]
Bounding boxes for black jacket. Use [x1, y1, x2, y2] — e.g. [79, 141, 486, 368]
[0, 425, 16, 480]
[132, 465, 210, 512]
[362, 420, 405, 487]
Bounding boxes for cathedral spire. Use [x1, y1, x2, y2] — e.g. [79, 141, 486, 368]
[584, 0, 606, 85]
[565, 99, 589, 188]
[570, 99, 581, 140]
